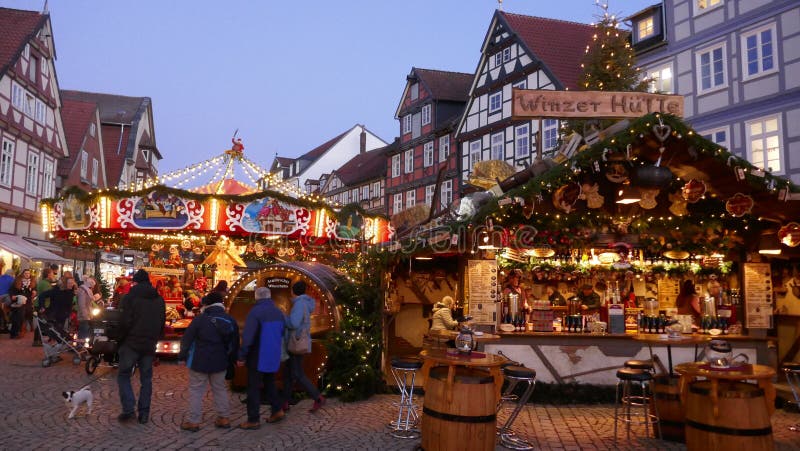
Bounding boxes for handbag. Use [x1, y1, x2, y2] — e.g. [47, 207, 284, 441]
[287, 305, 311, 355]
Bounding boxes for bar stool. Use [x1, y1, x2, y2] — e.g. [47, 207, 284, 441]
[624, 359, 655, 374]
[783, 362, 800, 431]
[614, 367, 661, 445]
[497, 365, 536, 450]
[388, 357, 423, 439]
[497, 360, 523, 409]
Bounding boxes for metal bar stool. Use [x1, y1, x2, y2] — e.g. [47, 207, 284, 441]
[497, 365, 536, 450]
[388, 357, 423, 439]
[625, 359, 655, 374]
[496, 353, 524, 411]
[614, 367, 661, 445]
[783, 362, 800, 431]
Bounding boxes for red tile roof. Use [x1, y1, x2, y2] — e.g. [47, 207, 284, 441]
[299, 129, 349, 161]
[61, 90, 147, 124]
[59, 98, 97, 176]
[335, 140, 397, 186]
[500, 12, 595, 90]
[414, 68, 473, 102]
[0, 7, 45, 77]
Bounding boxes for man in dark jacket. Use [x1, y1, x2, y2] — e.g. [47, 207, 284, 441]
[117, 269, 166, 424]
[237, 286, 286, 429]
[178, 291, 239, 432]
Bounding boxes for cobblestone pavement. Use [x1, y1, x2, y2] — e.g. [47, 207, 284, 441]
[1, 335, 800, 450]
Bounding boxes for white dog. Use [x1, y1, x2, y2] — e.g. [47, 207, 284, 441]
[63, 387, 93, 419]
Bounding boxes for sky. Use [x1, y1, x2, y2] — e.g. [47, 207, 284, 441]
[2, 0, 658, 176]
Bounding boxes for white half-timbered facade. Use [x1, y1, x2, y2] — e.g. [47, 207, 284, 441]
[455, 11, 595, 186]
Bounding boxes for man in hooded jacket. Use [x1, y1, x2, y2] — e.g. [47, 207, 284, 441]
[117, 269, 166, 424]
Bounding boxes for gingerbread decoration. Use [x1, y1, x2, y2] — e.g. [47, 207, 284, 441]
[579, 182, 604, 209]
[725, 193, 754, 217]
[638, 188, 659, 210]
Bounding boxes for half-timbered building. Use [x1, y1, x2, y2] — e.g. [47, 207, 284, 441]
[630, 0, 800, 184]
[388, 68, 472, 218]
[60, 97, 107, 190]
[0, 7, 69, 265]
[60, 90, 160, 189]
[320, 139, 397, 215]
[455, 12, 594, 185]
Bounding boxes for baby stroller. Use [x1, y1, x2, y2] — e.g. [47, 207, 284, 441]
[35, 312, 87, 367]
[85, 308, 123, 375]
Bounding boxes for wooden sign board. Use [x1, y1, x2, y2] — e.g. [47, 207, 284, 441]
[512, 89, 684, 119]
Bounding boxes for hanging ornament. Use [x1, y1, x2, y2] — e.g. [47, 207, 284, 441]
[681, 179, 706, 203]
[605, 152, 629, 184]
[579, 182, 604, 209]
[522, 194, 536, 219]
[552, 182, 582, 213]
[725, 193, 754, 217]
[668, 191, 688, 216]
[778, 222, 800, 247]
[638, 188, 659, 210]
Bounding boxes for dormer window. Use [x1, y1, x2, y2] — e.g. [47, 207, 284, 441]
[636, 16, 654, 41]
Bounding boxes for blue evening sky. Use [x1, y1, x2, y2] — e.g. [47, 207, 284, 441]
[3, 0, 658, 175]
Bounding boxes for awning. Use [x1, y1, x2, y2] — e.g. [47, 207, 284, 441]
[0, 233, 69, 263]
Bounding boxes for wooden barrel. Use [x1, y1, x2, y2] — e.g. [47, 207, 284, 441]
[652, 374, 685, 442]
[421, 366, 496, 451]
[685, 380, 773, 451]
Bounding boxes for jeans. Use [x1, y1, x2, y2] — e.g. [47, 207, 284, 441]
[282, 353, 320, 402]
[78, 320, 91, 341]
[117, 344, 154, 416]
[246, 366, 280, 422]
[187, 369, 229, 423]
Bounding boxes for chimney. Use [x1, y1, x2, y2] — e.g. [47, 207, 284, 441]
[360, 128, 367, 154]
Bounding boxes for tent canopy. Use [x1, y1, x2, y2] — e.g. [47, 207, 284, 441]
[0, 233, 69, 263]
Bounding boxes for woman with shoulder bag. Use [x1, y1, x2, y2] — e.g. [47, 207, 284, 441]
[282, 281, 325, 413]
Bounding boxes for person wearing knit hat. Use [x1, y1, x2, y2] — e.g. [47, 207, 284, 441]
[178, 280, 239, 432]
[117, 267, 166, 424]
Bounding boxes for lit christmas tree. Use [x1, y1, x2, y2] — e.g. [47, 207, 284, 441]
[564, 1, 651, 135]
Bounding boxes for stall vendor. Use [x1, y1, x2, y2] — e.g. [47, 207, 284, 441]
[577, 284, 601, 311]
[546, 284, 566, 306]
[502, 269, 528, 307]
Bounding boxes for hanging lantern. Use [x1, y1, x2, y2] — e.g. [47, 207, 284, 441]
[633, 165, 673, 188]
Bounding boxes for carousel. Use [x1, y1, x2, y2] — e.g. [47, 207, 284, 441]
[40, 138, 393, 385]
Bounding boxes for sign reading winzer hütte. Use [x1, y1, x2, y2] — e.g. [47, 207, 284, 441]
[512, 89, 684, 119]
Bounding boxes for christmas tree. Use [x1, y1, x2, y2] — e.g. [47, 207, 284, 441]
[563, 1, 651, 136]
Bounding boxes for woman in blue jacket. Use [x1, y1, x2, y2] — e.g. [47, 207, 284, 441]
[178, 291, 239, 432]
[282, 281, 325, 412]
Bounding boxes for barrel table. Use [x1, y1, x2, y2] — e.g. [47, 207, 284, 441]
[418, 349, 508, 451]
[674, 362, 776, 451]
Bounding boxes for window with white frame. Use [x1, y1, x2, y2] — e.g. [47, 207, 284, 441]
[0, 139, 13, 187]
[493, 52, 503, 68]
[410, 83, 419, 100]
[23, 44, 29, 59]
[636, 16, 655, 42]
[393, 193, 403, 214]
[512, 80, 526, 90]
[422, 104, 431, 126]
[701, 127, 730, 150]
[470, 141, 482, 170]
[543, 119, 559, 152]
[11, 83, 23, 110]
[89, 122, 96, 137]
[372, 181, 380, 198]
[41, 58, 48, 75]
[742, 24, 776, 80]
[34, 99, 45, 124]
[695, 0, 722, 14]
[42, 159, 54, 198]
[439, 135, 450, 161]
[342, 190, 350, 205]
[405, 190, 415, 209]
[404, 149, 414, 173]
[423, 141, 434, 167]
[440, 180, 453, 209]
[80, 150, 88, 179]
[489, 92, 502, 114]
[425, 185, 435, 206]
[697, 43, 726, 92]
[647, 64, 673, 93]
[503, 47, 512, 62]
[92, 158, 99, 186]
[24, 92, 34, 117]
[26, 151, 39, 193]
[491, 133, 504, 160]
[391, 154, 401, 177]
[747, 115, 782, 174]
[515, 124, 530, 158]
[352, 188, 359, 202]
[402, 115, 412, 134]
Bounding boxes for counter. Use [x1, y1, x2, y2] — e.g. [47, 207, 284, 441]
[482, 332, 773, 385]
